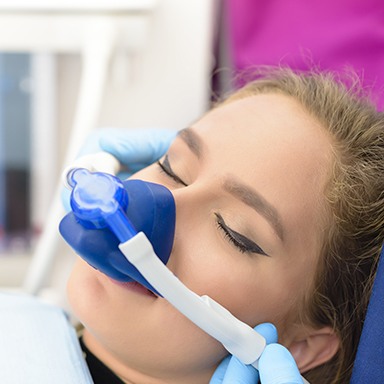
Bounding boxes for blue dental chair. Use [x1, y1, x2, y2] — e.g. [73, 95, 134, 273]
[350, 244, 384, 383]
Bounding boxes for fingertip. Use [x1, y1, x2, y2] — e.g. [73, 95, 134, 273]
[254, 323, 278, 344]
[221, 356, 259, 383]
[99, 136, 123, 157]
[259, 343, 302, 384]
[264, 343, 293, 359]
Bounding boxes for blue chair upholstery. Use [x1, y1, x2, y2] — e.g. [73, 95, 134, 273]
[351, 245, 384, 383]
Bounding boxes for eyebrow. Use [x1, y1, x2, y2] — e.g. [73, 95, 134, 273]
[223, 177, 285, 241]
[177, 128, 203, 158]
[177, 127, 284, 240]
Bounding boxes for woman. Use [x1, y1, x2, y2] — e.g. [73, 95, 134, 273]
[63, 68, 384, 383]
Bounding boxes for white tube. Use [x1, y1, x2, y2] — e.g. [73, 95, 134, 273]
[119, 232, 266, 365]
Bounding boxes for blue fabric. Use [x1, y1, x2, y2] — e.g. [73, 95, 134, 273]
[351, 245, 384, 383]
[0, 292, 93, 384]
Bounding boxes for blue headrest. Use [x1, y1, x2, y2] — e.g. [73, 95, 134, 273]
[351, 244, 384, 383]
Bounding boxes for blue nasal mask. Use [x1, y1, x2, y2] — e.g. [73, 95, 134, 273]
[59, 153, 269, 375]
[60, 168, 175, 296]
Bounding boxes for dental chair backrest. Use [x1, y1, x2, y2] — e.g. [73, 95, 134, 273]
[350, 244, 384, 383]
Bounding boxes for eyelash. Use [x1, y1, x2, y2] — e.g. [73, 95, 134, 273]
[157, 157, 188, 186]
[157, 157, 268, 256]
[215, 213, 268, 256]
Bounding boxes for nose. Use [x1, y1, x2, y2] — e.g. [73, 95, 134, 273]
[170, 179, 217, 222]
[164, 180, 217, 273]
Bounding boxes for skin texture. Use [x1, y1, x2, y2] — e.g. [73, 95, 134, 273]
[67, 93, 335, 383]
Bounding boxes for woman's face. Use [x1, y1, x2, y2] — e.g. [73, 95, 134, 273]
[67, 93, 334, 383]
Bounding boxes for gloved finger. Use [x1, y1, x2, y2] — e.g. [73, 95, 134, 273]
[209, 356, 231, 383]
[100, 128, 176, 166]
[76, 129, 110, 156]
[259, 344, 303, 384]
[220, 356, 259, 384]
[75, 128, 164, 158]
[254, 323, 278, 345]
[218, 323, 278, 383]
[209, 323, 278, 384]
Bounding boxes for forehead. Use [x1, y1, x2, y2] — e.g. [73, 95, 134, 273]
[191, 93, 333, 249]
[194, 93, 331, 179]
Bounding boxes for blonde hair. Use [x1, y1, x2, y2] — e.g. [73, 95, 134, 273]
[223, 67, 384, 383]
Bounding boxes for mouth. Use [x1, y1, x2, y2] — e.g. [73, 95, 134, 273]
[109, 278, 158, 298]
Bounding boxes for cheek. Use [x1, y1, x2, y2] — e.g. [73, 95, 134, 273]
[220, 266, 299, 326]
[67, 259, 100, 320]
[168, 226, 295, 329]
[66, 259, 120, 333]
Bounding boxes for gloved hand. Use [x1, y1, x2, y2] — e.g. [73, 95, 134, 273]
[62, 128, 176, 210]
[98, 128, 176, 178]
[210, 323, 303, 384]
[259, 344, 303, 384]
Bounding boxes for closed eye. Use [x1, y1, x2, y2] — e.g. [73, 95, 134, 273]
[215, 213, 269, 256]
[158, 156, 268, 256]
[157, 155, 188, 186]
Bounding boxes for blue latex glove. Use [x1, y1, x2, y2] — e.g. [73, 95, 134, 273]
[259, 344, 303, 384]
[98, 128, 176, 179]
[62, 128, 176, 211]
[210, 323, 303, 384]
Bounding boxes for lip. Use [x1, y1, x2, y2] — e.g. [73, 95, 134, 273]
[108, 278, 158, 298]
